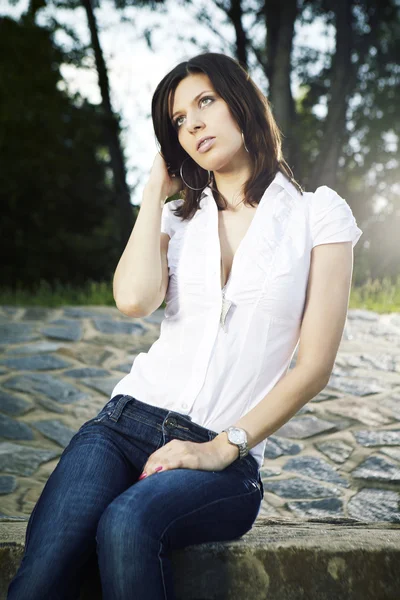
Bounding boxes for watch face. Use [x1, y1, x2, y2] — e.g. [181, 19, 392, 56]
[229, 427, 246, 444]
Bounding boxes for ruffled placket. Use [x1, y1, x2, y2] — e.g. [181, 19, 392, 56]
[200, 174, 296, 333]
[200, 188, 238, 333]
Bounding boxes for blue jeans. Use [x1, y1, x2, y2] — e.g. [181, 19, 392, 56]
[7, 394, 264, 600]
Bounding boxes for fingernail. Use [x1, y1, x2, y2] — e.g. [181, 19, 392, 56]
[154, 466, 163, 472]
[138, 472, 147, 480]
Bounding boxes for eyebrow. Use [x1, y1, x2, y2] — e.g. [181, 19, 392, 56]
[171, 90, 214, 121]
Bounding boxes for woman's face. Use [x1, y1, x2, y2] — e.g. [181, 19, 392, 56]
[169, 73, 249, 174]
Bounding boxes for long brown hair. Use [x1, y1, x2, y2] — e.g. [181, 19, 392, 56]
[151, 52, 303, 221]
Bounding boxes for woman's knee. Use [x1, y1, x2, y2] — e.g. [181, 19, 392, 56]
[95, 496, 158, 552]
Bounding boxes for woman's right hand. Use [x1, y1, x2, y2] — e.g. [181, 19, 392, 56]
[145, 152, 184, 200]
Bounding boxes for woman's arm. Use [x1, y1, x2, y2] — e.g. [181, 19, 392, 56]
[113, 151, 183, 317]
[213, 241, 354, 459]
[113, 182, 167, 317]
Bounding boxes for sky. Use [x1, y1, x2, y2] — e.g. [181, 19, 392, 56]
[1, 0, 333, 206]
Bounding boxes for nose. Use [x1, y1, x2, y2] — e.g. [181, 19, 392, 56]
[186, 114, 204, 134]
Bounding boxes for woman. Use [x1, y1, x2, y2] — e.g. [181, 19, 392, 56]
[7, 52, 362, 599]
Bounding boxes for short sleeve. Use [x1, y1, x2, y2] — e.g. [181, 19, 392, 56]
[160, 198, 184, 238]
[310, 185, 363, 249]
[161, 201, 172, 238]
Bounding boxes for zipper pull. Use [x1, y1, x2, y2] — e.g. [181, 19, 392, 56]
[220, 292, 233, 330]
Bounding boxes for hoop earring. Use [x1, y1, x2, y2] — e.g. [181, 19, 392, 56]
[241, 131, 249, 153]
[180, 157, 212, 191]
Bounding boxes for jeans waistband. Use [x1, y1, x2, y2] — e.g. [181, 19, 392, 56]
[108, 394, 260, 475]
[108, 394, 217, 440]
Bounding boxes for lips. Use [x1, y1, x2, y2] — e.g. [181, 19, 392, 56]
[197, 136, 215, 151]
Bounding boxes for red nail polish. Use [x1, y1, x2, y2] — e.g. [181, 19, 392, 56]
[138, 472, 147, 480]
[155, 466, 163, 472]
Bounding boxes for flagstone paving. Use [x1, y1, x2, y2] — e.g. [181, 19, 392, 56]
[0, 306, 399, 523]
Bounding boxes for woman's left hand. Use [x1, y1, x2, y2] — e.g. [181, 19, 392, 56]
[138, 436, 238, 480]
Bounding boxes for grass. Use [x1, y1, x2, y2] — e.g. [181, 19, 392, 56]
[0, 276, 400, 313]
[0, 280, 116, 308]
[349, 275, 400, 314]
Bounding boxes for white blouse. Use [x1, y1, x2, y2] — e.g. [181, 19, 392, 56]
[110, 171, 363, 468]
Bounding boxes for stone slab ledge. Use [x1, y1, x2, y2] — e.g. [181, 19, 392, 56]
[1, 517, 399, 599]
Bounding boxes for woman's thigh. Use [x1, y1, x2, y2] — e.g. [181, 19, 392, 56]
[6, 417, 142, 600]
[23, 422, 137, 558]
[93, 394, 263, 550]
[97, 461, 263, 552]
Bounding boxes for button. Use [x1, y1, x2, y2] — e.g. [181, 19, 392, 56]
[181, 403, 188, 409]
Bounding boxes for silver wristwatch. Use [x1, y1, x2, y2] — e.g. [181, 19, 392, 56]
[222, 426, 249, 459]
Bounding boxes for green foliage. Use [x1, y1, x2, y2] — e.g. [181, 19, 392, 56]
[0, 279, 115, 307]
[349, 275, 400, 313]
[1, 277, 399, 314]
[0, 15, 122, 288]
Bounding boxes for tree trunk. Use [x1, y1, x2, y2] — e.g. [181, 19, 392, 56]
[81, 0, 133, 248]
[310, 0, 353, 189]
[228, 0, 248, 70]
[264, 0, 298, 168]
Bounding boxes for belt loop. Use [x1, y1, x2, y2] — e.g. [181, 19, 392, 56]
[108, 394, 133, 422]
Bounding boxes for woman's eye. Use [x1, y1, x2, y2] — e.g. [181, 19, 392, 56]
[174, 96, 213, 128]
[200, 96, 213, 107]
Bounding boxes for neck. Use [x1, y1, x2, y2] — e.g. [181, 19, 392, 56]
[212, 159, 253, 212]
